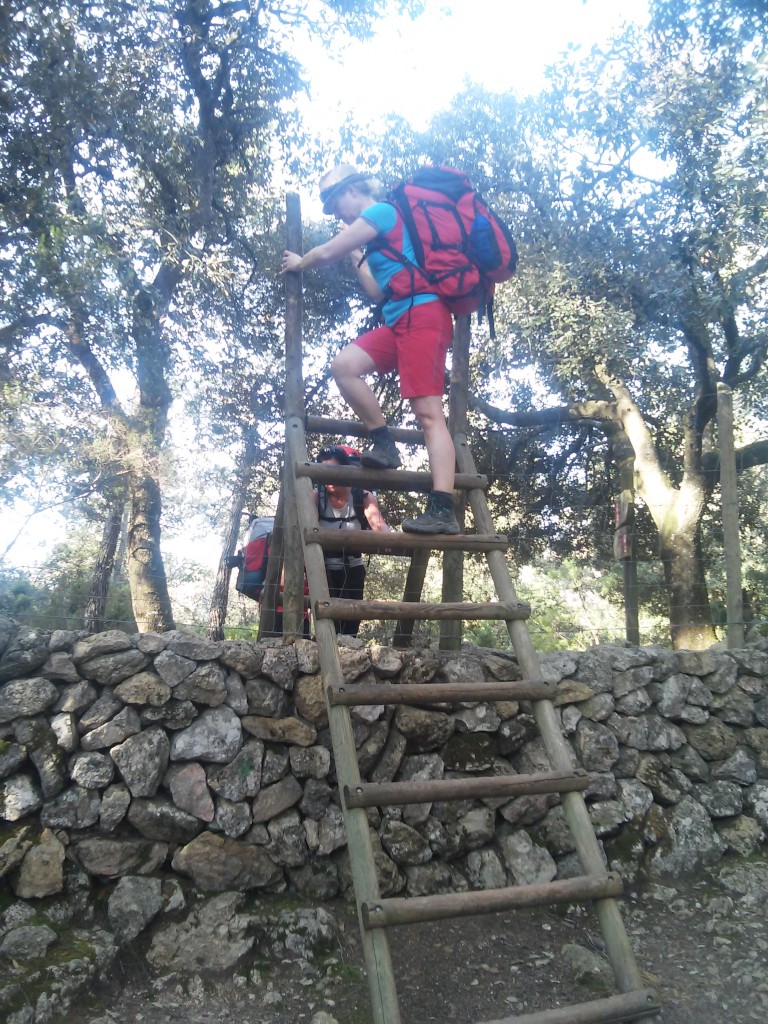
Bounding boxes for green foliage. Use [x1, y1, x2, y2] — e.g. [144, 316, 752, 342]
[0, 523, 135, 631]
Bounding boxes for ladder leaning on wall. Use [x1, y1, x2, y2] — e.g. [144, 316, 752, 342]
[280, 192, 660, 1024]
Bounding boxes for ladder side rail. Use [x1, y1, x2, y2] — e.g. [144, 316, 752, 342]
[454, 432, 646, 996]
[282, 192, 308, 637]
[285, 416, 402, 1024]
[442, 315, 471, 650]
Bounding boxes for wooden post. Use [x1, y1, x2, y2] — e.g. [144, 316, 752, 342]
[441, 316, 470, 650]
[282, 192, 307, 640]
[717, 381, 744, 648]
[258, 481, 285, 640]
[392, 547, 431, 648]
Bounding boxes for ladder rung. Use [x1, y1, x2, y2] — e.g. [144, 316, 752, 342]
[304, 527, 509, 553]
[304, 414, 424, 444]
[343, 769, 589, 809]
[328, 680, 557, 706]
[296, 461, 488, 492]
[316, 598, 530, 622]
[362, 872, 624, 929]
[478, 988, 661, 1024]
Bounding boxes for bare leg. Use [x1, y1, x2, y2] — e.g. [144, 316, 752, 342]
[331, 344, 386, 430]
[409, 395, 455, 492]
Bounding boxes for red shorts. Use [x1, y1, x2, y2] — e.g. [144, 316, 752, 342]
[353, 300, 453, 398]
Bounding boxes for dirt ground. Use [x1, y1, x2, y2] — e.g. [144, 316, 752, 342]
[61, 869, 768, 1024]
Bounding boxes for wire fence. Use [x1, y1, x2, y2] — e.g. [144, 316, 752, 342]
[3, 549, 764, 651]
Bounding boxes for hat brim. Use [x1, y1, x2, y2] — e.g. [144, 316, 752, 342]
[320, 172, 370, 215]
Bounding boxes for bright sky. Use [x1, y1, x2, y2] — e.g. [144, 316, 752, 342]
[4, 0, 652, 580]
[295, 0, 650, 129]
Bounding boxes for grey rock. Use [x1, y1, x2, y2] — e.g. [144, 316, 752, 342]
[173, 661, 228, 706]
[73, 837, 167, 878]
[242, 715, 316, 746]
[213, 796, 252, 838]
[154, 649, 197, 687]
[70, 751, 115, 789]
[574, 719, 620, 771]
[499, 829, 556, 885]
[147, 891, 256, 972]
[380, 819, 432, 865]
[114, 671, 171, 707]
[646, 795, 726, 879]
[0, 628, 50, 682]
[245, 676, 291, 717]
[40, 651, 81, 683]
[170, 706, 243, 763]
[299, 777, 332, 820]
[80, 706, 141, 750]
[0, 677, 59, 724]
[163, 631, 222, 661]
[140, 699, 198, 731]
[111, 727, 170, 797]
[224, 670, 248, 714]
[0, 741, 27, 779]
[289, 744, 331, 779]
[712, 747, 758, 785]
[1, 773, 42, 820]
[127, 797, 202, 843]
[262, 745, 290, 785]
[252, 775, 303, 823]
[206, 740, 264, 801]
[50, 712, 78, 752]
[167, 763, 215, 821]
[11, 828, 65, 898]
[72, 630, 133, 664]
[79, 648, 150, 686]
[266, 809, 308, 866]
[453, 702, 501, 733]
[219, 640, 264, 678]
[0, 923, 57, 960]
[171, 832, 282, 891]
[99, 784, 132, 832]
[108, 875, 163, 943]
[78, 692, 123, 732]
[394, 705, 454, 750]
[465, 847, 506, 889]
[261, 646, 299, 690]
[41, 784, 100, 829]
[694, 781, 743, 817]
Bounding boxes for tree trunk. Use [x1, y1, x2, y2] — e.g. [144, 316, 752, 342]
[83, 494, 125, 633]
[660, 524, 718, 650]
[126, 471, 175, 632]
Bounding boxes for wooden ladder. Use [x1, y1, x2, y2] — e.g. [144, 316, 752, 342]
[285, 412, 660, 1024]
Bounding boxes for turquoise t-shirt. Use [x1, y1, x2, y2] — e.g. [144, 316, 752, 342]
[361, 202, 438, 327]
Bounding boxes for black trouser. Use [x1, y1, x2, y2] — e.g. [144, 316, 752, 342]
[325, 561, 366, 636]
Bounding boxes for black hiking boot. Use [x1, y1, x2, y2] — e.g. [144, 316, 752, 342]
[402, 500, 461, 535]
[360, 437, 402, 470]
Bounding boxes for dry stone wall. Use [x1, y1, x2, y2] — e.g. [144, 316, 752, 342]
[2, 616, 768, 903]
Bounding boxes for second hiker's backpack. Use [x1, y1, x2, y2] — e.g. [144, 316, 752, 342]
[372, 165, 518, 329]
[233, 515, 274, 601]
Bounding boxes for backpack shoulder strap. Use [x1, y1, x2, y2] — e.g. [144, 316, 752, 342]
[352, 487, 370, 530]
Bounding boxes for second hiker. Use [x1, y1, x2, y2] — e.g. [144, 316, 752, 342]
[280, 163, 460, 535]
[315, 445, 390, 636]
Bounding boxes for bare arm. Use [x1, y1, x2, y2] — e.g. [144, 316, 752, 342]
[363, 491, 391, 532]
[281, 217, 378, 273]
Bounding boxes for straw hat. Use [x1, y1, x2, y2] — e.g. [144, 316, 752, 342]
[319, 163, 372, 214]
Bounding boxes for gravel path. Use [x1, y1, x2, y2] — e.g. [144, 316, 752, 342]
[58, 865, 768, 1024]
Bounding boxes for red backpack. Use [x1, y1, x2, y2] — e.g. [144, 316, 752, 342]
[371, 166, 518, 331]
